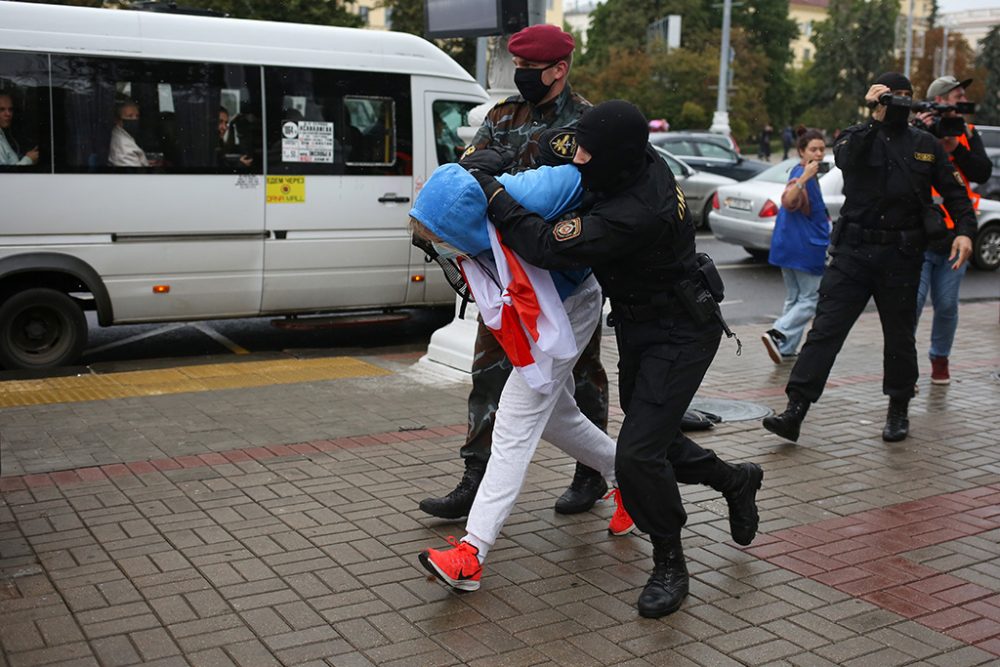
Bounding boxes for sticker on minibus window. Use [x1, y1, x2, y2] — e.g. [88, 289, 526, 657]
[281, 121, 334, 163]
[266, 176, 305, 204]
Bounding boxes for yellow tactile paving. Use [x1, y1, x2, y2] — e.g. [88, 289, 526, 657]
[0, 357, 392, 408]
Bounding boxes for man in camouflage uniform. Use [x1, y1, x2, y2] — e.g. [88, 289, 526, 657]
[419, 24, 610, 519]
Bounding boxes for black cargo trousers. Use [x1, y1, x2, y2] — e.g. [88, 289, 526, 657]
[461, 315, 609, 466]
[787, 230, 925, 404]
[611, 311, 734, 539]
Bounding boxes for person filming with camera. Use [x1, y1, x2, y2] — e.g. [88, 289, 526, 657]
[911, 76, 992, 385]
[762, 72, 976, 445]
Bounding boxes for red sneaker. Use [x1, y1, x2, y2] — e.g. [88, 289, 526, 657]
[930, 356, 950, 385]
[419, 537, 482, 591]
[606, 488, 635, 536]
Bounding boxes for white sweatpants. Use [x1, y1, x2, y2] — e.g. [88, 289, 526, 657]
[464, 275, 617, 559]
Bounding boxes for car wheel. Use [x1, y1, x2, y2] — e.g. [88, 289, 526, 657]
[972, 223, 1000, 271]
[0, 288, 88, 370]
[744, 247, 770, 262]
[700, 199, 713, 231]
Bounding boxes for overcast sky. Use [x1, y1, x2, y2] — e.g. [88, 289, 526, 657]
[933, 0, 997, 12]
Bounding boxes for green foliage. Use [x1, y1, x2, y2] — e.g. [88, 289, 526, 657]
[579, 0, 792, 129]
[809, 0, 899, 130]
[574, 27, 768, 137]
[677, 101, 709, 129]
[734, 0, 797, 125]
[977, 25, 1000, 125]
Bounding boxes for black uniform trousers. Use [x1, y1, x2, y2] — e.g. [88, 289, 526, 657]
[612, 313, 733, 539]
[787, 242, 925, 403]
[460, 316, 609, 466]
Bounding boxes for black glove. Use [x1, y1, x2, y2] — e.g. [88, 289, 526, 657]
[459, 146, 514, 176]
[471, 169, 505, 204]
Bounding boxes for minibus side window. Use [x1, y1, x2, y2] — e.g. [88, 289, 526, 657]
[51, 55, 262, 174]
[432, 100, 478, 166]
[0, 51, 51, 174]
[264, 66, 412, 176]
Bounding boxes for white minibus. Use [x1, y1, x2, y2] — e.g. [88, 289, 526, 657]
[0, 2, 488, 369]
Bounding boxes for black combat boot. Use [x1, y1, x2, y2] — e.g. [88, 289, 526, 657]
[418, 462, 485, 519]
[723, 463, 764, 546]
[761, 397, 809, 443]
[554, 462, 608, 514]
[882, 398, 910, 442]
[637, 535, 689, 618]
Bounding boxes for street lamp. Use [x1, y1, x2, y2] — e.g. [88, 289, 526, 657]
[710, 0, 733, 135]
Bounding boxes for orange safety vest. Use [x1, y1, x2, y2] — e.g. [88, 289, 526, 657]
[930, 125, 981, 230]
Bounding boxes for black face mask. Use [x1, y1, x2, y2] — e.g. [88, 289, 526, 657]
[121, 119, 141, 137]
[514, 65, 556, 105]
[883, 104, 910, 129]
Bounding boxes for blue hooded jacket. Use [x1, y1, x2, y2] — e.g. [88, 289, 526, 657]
[409, 163, 590, 299]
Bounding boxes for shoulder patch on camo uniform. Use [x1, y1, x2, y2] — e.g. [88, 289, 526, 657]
[914, 152, 935, 163]
[548, 132, 576, 159]
[553, 218, 582, 242]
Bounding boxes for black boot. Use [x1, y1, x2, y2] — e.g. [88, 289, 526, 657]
[762, 398, 809, 442]
[637, 535, 689, 618]
[882, 398, 910, 442]
[418, 462, 485, 519]
[723, 463, 764, 546]
[554, 462, 608, 514]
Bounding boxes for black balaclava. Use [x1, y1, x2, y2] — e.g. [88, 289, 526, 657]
[574, 100, 649, 193]
[874, 72, 913, 129]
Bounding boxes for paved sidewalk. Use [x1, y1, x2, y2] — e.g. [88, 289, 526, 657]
[1, 301, 998, 667]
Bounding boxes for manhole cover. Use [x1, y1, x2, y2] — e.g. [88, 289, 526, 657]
[689, 398, 773, 422]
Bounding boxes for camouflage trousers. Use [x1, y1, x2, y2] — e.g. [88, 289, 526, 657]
[461, 314, 610, 467]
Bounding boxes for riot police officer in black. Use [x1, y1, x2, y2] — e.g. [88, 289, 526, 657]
[762, 72, 976, 444]
[467, 100, 764, 618]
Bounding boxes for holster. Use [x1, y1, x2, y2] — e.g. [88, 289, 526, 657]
[673, 278, 717, 325]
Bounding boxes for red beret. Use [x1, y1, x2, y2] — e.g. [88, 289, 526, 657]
[507, 24, 575, 63]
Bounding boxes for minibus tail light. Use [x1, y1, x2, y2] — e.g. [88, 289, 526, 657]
[153, 285, 170, 294]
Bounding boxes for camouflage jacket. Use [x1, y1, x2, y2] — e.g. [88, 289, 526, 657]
[468, 86, 591, 171]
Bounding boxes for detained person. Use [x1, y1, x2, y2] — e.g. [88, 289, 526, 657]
[413, 137, 634, 593]
[464, 100, 764, 618]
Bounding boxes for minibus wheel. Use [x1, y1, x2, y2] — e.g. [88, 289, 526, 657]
[0, 288, 88, 370]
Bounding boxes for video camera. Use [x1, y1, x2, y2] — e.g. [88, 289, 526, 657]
[874, 94, 976, 116]
[912, 100, 977, 115]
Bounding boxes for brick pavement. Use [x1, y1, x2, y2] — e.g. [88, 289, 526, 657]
[1, 301, 998, 666]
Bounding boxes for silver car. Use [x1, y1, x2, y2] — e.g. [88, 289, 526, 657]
[708, 157, 842, 261]
[653, 145, 736, 229]
[708, 156, 1000, 271]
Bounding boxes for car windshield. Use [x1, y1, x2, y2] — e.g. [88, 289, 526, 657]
[753, 157, 834, 183]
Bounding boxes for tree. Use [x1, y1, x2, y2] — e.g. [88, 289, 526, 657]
[808, 0, 899, 130]
[574, 27, 769, 138]
[977, 25, 1000, 125]
[732, 0, 797, 126]
[906, 27, 976, 101]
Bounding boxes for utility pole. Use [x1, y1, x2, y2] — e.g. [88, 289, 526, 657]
[903, 0, 915, 78]
[709, 0, 733, 135]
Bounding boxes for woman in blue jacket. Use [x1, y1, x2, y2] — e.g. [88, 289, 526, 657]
[762, 129, 830, 363]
